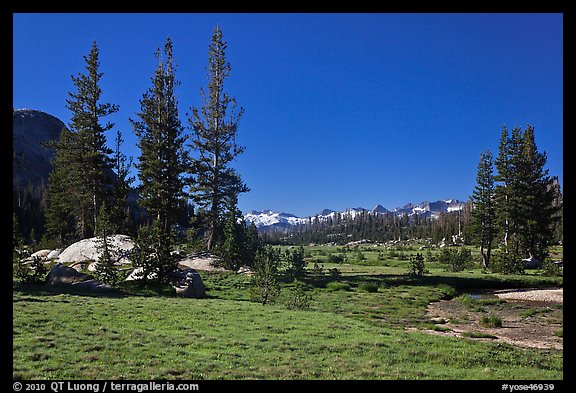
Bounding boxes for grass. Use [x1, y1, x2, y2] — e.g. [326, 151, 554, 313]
[12, 244, 563, 380]
[480, 315, 503, 328]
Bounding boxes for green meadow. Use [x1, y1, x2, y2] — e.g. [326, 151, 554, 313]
[13, 245, 563, 380]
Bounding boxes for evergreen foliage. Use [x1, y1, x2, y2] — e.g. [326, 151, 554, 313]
[285, 245, 307, 280]
[469, 149, 496, 269]
[65, 41, 118, 238]
[93, 205, 123, 286]
[188, 25, 249, 251]
[45, 41, 118, 244]
[250, 245, 281, 305]
[408, 253, 426, 276]
[109, 130, 135, 234]
[131, 37, 187, 234]
[492, 125, 560, 272]
[131, 221, 177, 284]
[284, 280, 312, 310]
[45, 128, 79, 246]
[438, 247, 472, 272]
[220, 195, 248, 270]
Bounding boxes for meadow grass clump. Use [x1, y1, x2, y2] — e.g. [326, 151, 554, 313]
[480, 315, 502, 328]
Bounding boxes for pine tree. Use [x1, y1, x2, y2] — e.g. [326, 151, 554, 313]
[244, 222, 262, 267]
[94, 205, 121, 286]
[130, 37, 187, 283]
[65, 40, 118, 238]
[494, 125, 524, 271]
[286, 245, 307, 280]
[110, 130, 135, 233]
[491, 125, 560, 273]
[220, 194, 247, 271]
[250, 245, 281, 305]
[470, 149, 496, 269]
[516, 126, 559, 262]
[45, 128, 78, 246]
[188, 25, 249, 251]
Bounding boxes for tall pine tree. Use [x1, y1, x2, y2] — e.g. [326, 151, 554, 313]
[65, 41, 118, 239]
[470, 149, 496, 270]
[516, 126, 559, 262]
[45, 128, 80, 246]
[131, 37, 187, 282]
[110, 130, 135, 234]
[492, 125, 560, 272]
[188, 25, 249, 251]
[132, 37, 187, 234]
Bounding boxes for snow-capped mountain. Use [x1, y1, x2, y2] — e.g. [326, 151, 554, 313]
[391, 199, 465, 219]
[244, 210, 308, 232]
[244, 199, 466, 232]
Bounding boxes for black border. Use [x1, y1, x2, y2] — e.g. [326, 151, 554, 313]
[7, 0, 573, 389]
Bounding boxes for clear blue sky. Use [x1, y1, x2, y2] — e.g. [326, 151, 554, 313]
[13, 13, 563, 217]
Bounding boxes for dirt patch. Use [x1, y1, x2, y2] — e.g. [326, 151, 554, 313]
[421, 288, 563, 350]
[491, 288, 563, 303]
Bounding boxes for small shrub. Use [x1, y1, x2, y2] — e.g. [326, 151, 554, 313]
[541, 259, 563, 277]
[408, 253, 426, 276]
[328, 267, 341, 281]
[13, 248, 48, 284]
[327, 254, 344, 264]
[326, 282, 350, 291]
[554, 329, 563, 338]
[480, 315, 502, 328]
[490, 246, 524, 275]
[438, 248, 471, 272]
[435, 284, 457, 300]
[284, 280, 312, 310]
[250, 246, 281, 305]
[311, 262, 324, 276]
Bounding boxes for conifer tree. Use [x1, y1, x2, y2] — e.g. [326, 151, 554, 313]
[131, 37, 187, 282]
[492, 125, 560, 272]
[45, 128, 78, 246]
[132, 37, 187, 234]
[94, 205, 121, 285]
[470, 149, 496, 269]
[221, 194, 247, 270]
[516, 126, 559, 262]
[65, 40, 118, 238]
[188, 25, 249, 251]
[110, 130, 135, 233]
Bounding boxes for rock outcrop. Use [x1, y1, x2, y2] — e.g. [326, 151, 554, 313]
[170, 269, 206, 298]
[13, 109, 65, 191]
[45, 263, 112, 292]
[58, 235, 135, 267]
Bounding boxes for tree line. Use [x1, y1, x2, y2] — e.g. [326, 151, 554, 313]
[263, 208, 472, 246]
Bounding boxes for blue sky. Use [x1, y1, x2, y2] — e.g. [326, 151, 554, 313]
[13, 13, 563, 217]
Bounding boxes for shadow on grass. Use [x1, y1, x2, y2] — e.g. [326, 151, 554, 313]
[297, 271, 562, 296]
[12, 280, 177, 299]
[333, 273, 562, 292]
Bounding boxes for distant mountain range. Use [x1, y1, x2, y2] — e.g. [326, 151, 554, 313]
[244, 199, 467, 232]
